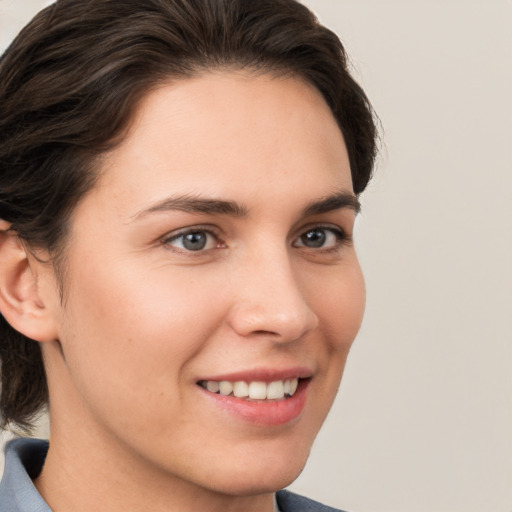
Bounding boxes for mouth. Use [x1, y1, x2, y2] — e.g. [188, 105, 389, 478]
[197, 378, 300, 401]
[196, 369, 312, 425]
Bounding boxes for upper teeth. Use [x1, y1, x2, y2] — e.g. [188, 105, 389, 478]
[202, 378, 299, 400]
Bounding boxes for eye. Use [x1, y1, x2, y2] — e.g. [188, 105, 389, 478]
[164, 229, 220, 252]
[293, 227, 345, 249]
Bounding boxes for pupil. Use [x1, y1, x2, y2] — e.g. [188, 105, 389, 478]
[183, 232, 207, 250]
[302, 229, 325, 248]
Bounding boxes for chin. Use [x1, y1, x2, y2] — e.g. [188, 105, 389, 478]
[206, 450, 310, 497]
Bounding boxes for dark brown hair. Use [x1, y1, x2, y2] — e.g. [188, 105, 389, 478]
[0, 0, 378, 431]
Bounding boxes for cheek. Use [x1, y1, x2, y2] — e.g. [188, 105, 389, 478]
[292, 260, 365, 442]
[57, 260, 226, 418]
[313, 261, 366, 352]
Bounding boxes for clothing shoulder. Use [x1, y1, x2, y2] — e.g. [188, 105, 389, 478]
[276, 489, 349, 512]
[0, 438, 51, 512]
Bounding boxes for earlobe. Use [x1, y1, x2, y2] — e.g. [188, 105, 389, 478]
[0, 220, 59, 343]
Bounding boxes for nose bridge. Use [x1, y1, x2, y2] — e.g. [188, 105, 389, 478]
[228, 243, 319, 341]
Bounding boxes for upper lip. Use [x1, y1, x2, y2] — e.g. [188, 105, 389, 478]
[197, 366, 313, 383]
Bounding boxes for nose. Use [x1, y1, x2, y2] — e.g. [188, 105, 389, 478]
[227, 250, 319, 343]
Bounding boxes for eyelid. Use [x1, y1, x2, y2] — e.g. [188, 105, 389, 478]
[292, 224, 350, 249]
[295, 222, 348, 238]
[160, 225, 225, 251]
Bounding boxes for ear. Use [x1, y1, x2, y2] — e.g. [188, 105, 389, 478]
[0, 220, 59, 342]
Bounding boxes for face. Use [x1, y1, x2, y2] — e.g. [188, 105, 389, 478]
[41, 72, 365, 497]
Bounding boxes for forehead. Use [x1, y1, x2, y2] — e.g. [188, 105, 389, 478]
[91, 71, 352, 215]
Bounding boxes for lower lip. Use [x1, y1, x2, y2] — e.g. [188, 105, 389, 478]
[198, 379, 309, 427]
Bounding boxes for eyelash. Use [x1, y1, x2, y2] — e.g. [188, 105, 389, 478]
[292, 225, 349, 251]
[161, 226, 222, 253]
[160, 225, 350, 254]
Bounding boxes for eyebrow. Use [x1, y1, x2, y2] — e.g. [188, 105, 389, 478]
[133, 194, 248, 220]
[302, 191, 361, 216]
[132, 190, 359, 221]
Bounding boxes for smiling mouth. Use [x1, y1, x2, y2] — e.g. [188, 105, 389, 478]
[198, 378, 301, 401]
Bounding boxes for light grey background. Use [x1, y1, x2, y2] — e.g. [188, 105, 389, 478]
[1, 1, 511, 511]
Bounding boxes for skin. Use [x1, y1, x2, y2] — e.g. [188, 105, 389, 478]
[11, 72, 365, 512]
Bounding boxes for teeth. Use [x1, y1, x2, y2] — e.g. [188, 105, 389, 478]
[267, 380, 285, 400]
[201, 378, 299, 400]
[248, 381, 267, 400]
[206, 381, 220, 393]
[288, 378, 298, 395]
[233, 381, 249, 398]
[219, 381, 233, 396]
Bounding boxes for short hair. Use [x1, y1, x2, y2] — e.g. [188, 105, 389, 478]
[0, 0, 378, 431]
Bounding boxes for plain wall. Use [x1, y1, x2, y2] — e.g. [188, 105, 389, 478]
[1, 1, 511, 511]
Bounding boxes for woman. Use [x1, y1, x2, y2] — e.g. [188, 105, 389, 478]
[0, 0, 378, 511]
